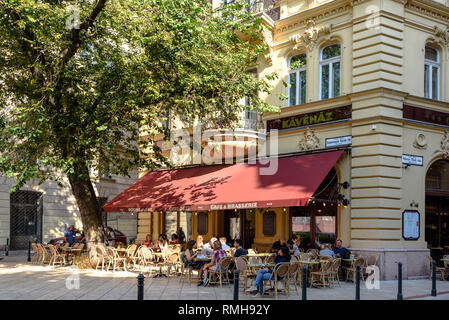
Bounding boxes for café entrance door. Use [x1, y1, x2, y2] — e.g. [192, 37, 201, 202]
[224, 209, 255, 248]
[425, 159, 449, 261]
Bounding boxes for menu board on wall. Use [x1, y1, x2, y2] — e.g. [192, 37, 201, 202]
[403, 210, 420, 240]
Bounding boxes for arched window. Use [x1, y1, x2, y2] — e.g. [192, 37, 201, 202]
[424, 45, 440, 100]
[288, 53, 307, 106]
[320, 44, 341, 100]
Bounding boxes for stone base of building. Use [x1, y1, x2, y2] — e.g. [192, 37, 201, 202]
[350, 248, 430, 280]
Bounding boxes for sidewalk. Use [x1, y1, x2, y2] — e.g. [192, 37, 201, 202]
[1, 253, 448, 300]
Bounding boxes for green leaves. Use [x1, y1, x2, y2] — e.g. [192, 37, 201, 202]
[0, 0, 279, 190]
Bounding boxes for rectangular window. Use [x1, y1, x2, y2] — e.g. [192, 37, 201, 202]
[333, 62, 340, 98]
[262, 211, 276, 236]
[289, 73, 297, 106]
[424, 64, 429, 98]
[432, 66, 438, 99]
[300, 70, 306, 104]
[197, 213, 208, 235]
[321, 64, 329, 99]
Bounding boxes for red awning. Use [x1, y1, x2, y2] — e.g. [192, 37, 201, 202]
[103, 150, 344, 212]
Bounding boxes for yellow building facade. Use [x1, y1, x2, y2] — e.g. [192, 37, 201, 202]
[127, 0, 449, 280]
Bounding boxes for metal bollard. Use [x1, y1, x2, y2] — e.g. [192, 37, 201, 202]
[5, 238, 8, 256]
[431, 260, 437, 297]
[27, 241, 31, 262]
[137, 273, 145, 300]
[302, 266, 307, 300]
[355, 264, 360, 300]
[233, 269, 239, 300]
[397, 262, 403, 300]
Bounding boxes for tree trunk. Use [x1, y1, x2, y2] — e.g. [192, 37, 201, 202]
[67, 163, 105, 263]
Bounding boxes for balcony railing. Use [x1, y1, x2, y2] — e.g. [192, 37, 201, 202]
[231, 0, 280, 21]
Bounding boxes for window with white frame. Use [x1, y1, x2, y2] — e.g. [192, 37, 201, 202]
[424, 46, 440, 100]
[320, 44, 341, 100]
[288, 53, 307, 106]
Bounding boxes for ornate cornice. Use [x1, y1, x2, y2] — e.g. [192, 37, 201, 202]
[274, 0, 352, 35]
[405, 0, 449, 24]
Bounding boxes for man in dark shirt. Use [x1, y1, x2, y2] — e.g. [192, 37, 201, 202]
[233, 239, 248, 257]
[271, 239, 287, 253]
[332, 239, 351, 280]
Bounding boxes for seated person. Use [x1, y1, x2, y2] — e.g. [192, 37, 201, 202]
[319, 243, 334, 257]
[233, 239, 248, 258]
[246, 246, 291, 297]
[332, 239, 351, 280]
[292, 235, 301, 255]
[182, 240, 203, 270]
[145, 234, 152, 247]
[271, 239, 287, 253]
[287, 239, 299, 256]
[197, 240, 227, 286]
[219, 237, 230, 250]
[170, 233, 180, 245]
[201, 237, 217, 256]
[332, 239, 350, 258]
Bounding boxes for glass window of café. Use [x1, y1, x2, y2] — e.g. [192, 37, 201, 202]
[425, 159, 449, 261]
[289, 167, 338, 249]
[164, 211, 192, 242]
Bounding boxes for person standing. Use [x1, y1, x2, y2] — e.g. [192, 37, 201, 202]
[104, 227, 115, 247]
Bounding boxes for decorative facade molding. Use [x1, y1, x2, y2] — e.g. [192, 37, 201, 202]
[289, 19, 332, 51]
[405, 1, 449, 24]
[434, 130, 449, 159]
[413, 133, 428, 150]
[433, 26, 449, 47]
[275, 2, 351, 35]
[298, 128, 321, 151]
[262, 26, 275, 64]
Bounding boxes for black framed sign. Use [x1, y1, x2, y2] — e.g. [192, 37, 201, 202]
[263, 211, 276, 236]
[402, 210, 420, 240]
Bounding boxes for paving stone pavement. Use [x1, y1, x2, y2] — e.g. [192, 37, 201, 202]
[1, 254, 449, 300]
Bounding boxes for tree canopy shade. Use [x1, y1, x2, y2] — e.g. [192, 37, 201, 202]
[0, 0, 279, 246]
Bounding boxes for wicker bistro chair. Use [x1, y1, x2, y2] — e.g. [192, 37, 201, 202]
[125, 244, 139, 271]
[286, 262, 301, 296]
[235, 257, 257, 293]
[165, 252, 181, 277]
[106, 247, 127, 272]
[179, 252, 198, 283]
[329, 258, 342, 287]
[261, 263, 290, 298]
[95, 245, 112, 271]
[137, 246, 155, 275]
[309, 260, 332, 288]
[346, 257, 366, 282]
[428, 255, 447, 280]
[48, 244, 66, 266]
[207, 256, 233, 287]
[31, 243, 40, 264]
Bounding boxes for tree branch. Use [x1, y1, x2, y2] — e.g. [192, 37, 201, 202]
[60, 0, 108, 69]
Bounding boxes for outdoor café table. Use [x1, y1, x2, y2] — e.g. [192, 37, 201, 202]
[151, 252, 169, 278]
[246, 253, 272, 264]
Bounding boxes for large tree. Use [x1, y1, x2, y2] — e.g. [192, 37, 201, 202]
[0, 0, 279, 248]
